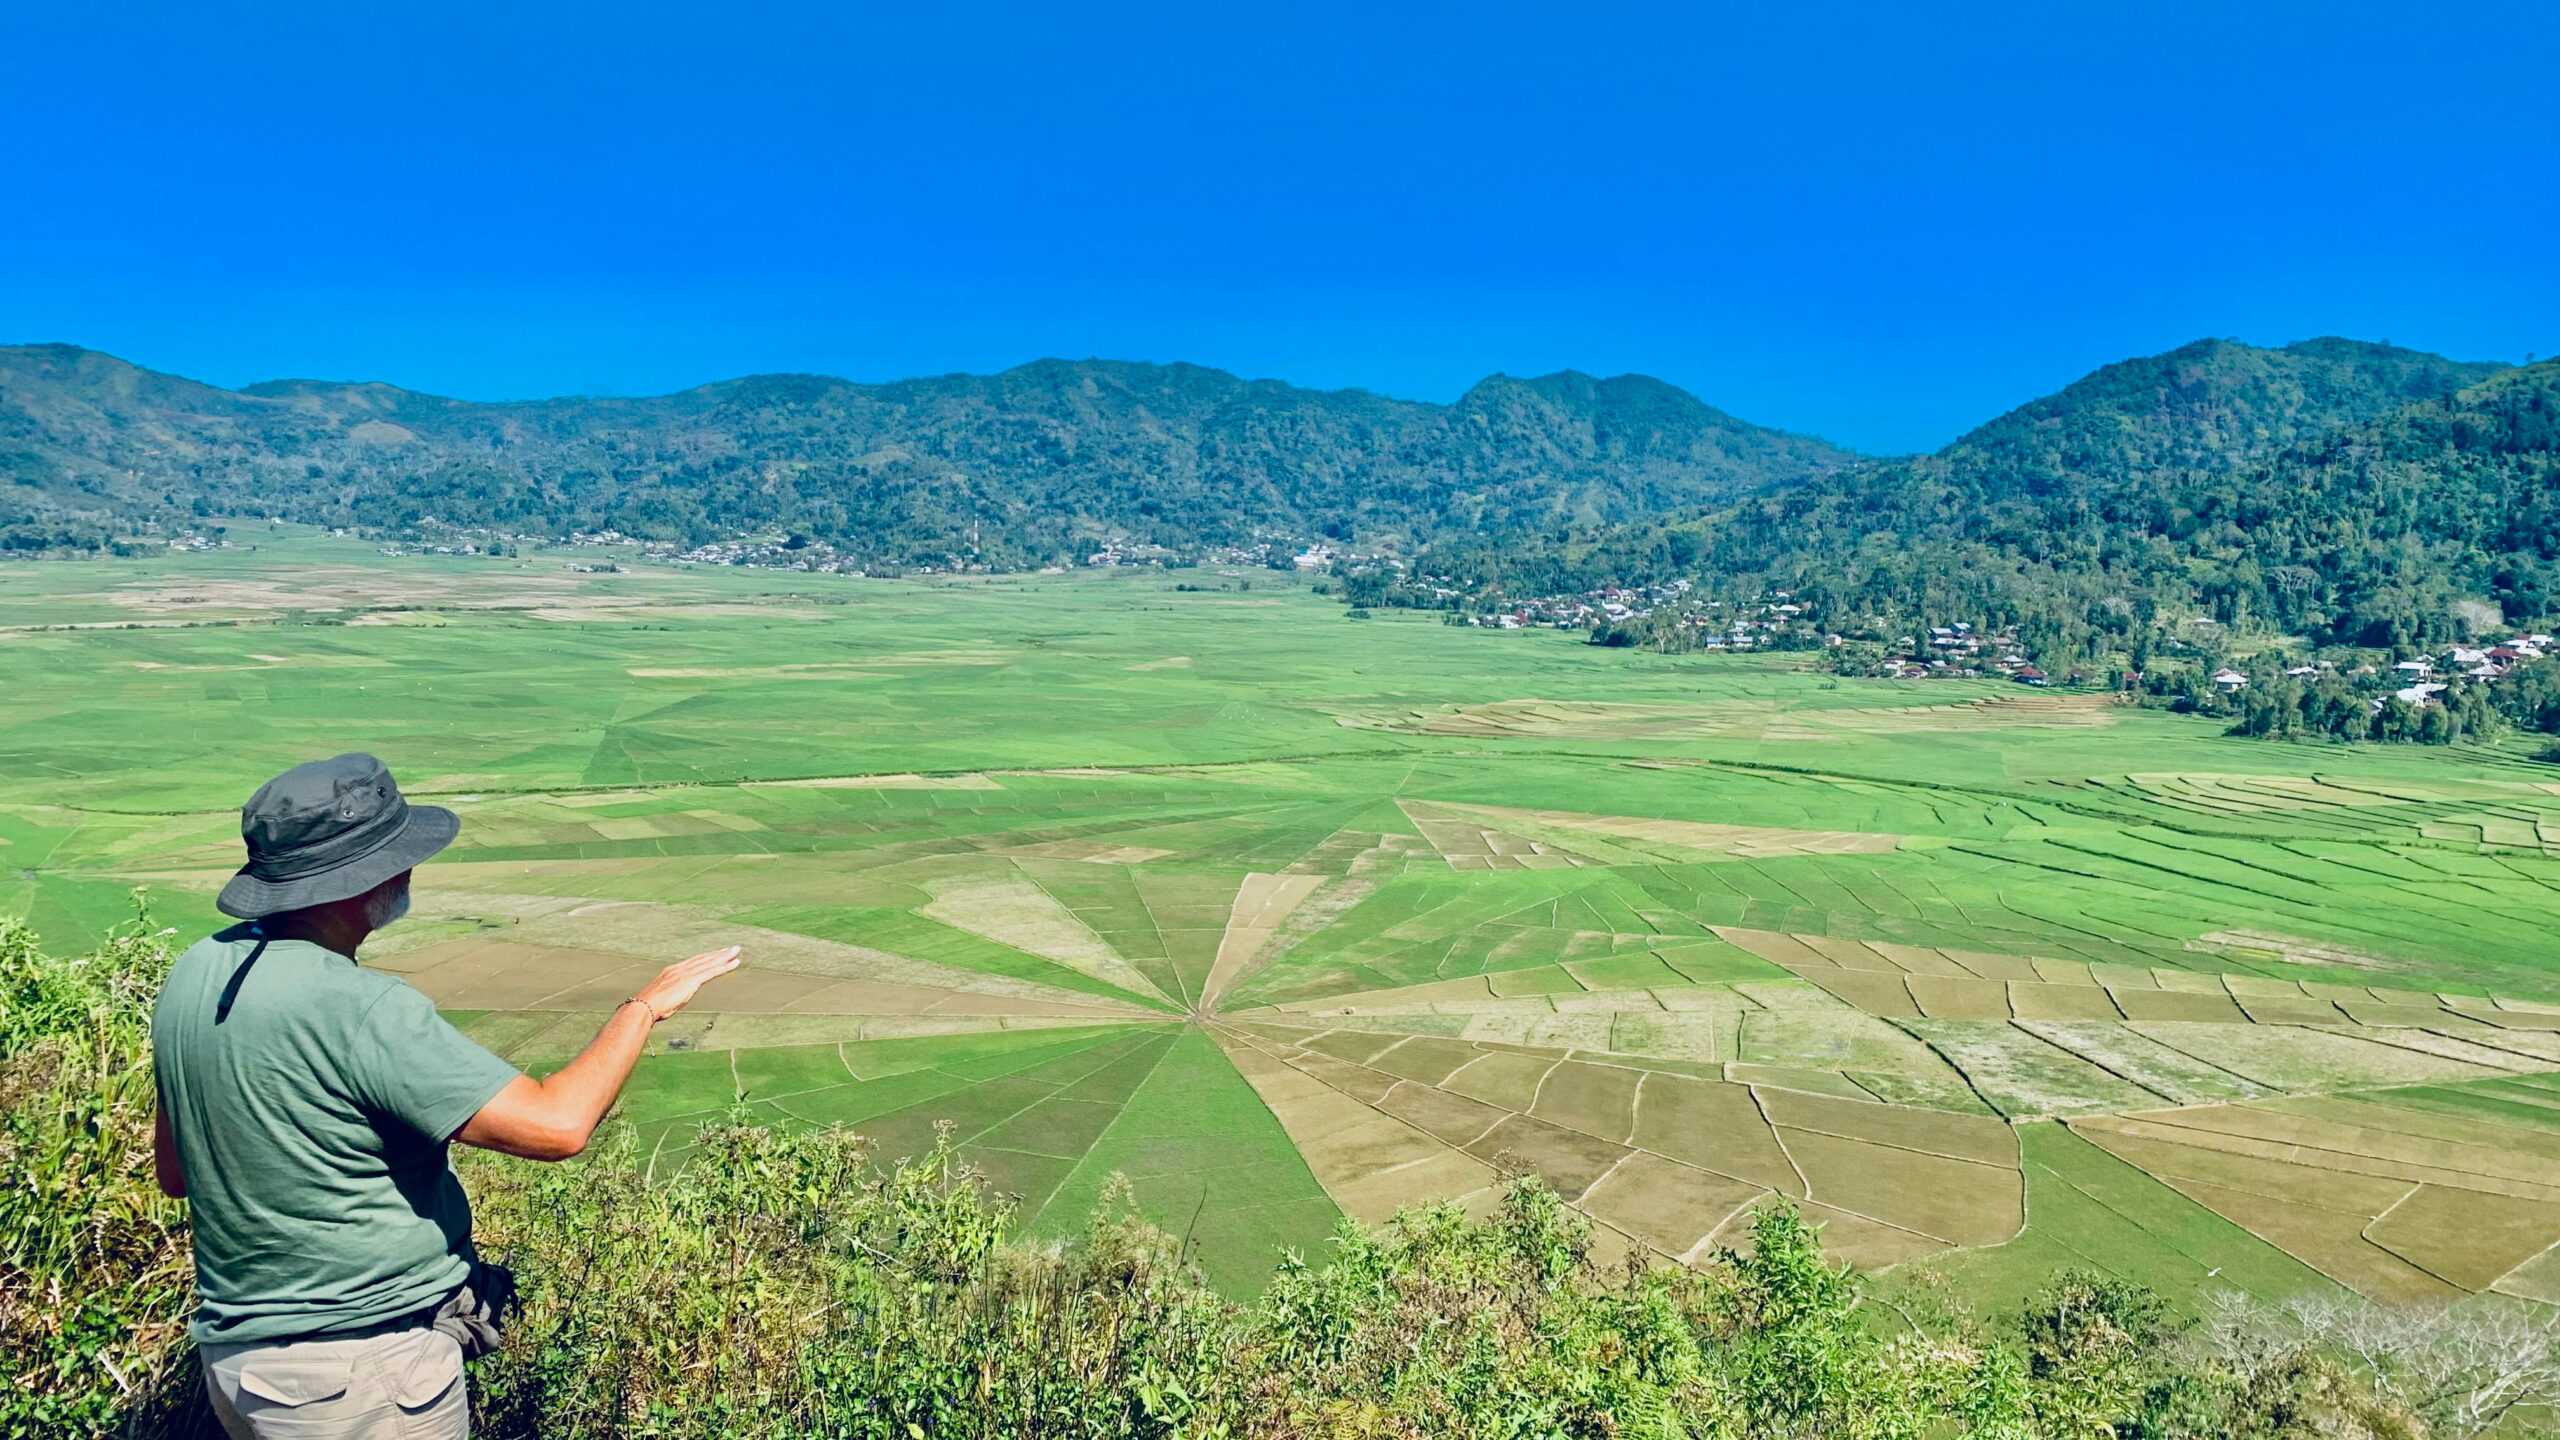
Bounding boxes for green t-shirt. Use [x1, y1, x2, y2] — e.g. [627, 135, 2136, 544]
[151, 927, 521, 1345]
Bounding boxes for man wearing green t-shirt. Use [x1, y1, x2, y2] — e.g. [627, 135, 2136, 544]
[152, 754, 741, 1438]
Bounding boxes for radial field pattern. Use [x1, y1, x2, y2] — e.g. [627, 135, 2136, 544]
[15, 546, 2560, 1300]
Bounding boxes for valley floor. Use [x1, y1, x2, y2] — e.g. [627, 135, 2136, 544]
[11, 532, 2560, 1308]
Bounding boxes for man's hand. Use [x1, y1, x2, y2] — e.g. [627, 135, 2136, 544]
[630, 946, 741, 1022]
[457, 945, 743, 1161]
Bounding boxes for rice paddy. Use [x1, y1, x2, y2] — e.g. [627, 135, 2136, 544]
[10, 530, 2560, 1302]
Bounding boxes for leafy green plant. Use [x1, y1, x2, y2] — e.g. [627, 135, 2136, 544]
[0, 898, 193, 1440]
[0, 915, 2475, 1439]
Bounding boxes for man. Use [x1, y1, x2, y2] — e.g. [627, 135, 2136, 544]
[152, 753, 742, 1438]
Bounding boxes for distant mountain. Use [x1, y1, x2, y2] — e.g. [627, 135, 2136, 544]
[0, 347, 1857, 563]
[1411, 337, 2547, 657]
[1927, 335, 2508, 500]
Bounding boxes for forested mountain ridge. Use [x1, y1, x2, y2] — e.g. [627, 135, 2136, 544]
[1411, 338, 2543, 658]
[1927, 335, 2507, 500]
[0, 345, 1856, 563]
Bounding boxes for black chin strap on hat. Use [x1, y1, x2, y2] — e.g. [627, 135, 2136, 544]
[215, 927, 271, 1025]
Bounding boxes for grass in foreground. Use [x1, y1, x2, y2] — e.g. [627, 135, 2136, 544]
[10, 911, 2559, 1438]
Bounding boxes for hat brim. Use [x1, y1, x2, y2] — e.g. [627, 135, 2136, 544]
[215, 805, 459, 919]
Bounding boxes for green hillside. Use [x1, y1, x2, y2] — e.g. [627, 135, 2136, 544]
[1414, 339, 2550, 660]
[0, 346, 1854, 564]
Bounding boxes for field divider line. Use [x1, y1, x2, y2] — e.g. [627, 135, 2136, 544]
[1745, 1085, 1813, 1202]
[2128, 1026, 2394, 1104]
[1578, 1149, 1639, 1201]
[2484, 1231, 2560, 1296]
[1765, 1118, 2019, 1170]
[1020, 1032, 1188, 1233]
[898, 1030, 1170, 1179]
[2016, 1023, 2225, 1107]
[1524, 1055, 1567, 1115]
[2420, 1025, 2560, 1067]
[2327, 1026, 2537, 1075]
[1126, 875, 1195, 1011]
[2355, 1180, 2426, 1250]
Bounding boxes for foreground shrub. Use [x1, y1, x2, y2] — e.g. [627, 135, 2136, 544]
[6, 911, 2535, 1438]
[464, 1120, 1233, 1438]
[0, 904, 193, 1439]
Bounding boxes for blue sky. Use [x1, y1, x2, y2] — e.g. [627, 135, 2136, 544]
[2, 1, 2551, 453]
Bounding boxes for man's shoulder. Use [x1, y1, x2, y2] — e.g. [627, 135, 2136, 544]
[159, 929, 261, 1006]
[171, 926, 261, 968]
[163, 930, 417, 1020]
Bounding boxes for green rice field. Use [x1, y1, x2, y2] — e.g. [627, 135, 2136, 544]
[11, 530, 2560, 1302]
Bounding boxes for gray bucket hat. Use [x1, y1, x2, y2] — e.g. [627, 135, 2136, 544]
[216, 753, 459, 919]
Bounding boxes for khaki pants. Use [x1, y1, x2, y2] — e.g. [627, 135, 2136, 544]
[201, 1327, 467, 1439]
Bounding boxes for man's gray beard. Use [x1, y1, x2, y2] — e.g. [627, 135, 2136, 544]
[363, 879, 412, 929]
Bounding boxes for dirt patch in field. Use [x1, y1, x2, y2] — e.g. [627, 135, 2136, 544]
[1201, 872, 1327, 1008]
[1427, 802, 1901, 862]
[2016, 1023, 2274, 1104]
[1365, 1035, 1485, 1086]
[916, 869, 1166, 1002]
[2067, 1105, 2560, 1302]
[1527, 1062, 1643, 1145]
[1779, 1128, 2022, 1247]
[1785, 1205, 1952, 1269]
[2132, 1022, 2513, 1092]
[2186, 929, 2401, 972]
[1336, 699, 1767, 740]
[987, 840, 1177, 864]
[1577, 1153, 1768, 1260]
[1289, 1026, 1405, 1062]
[1629, 1076, 1803, 1194]
[399, 941, 646, 1009]
[1898, 1022, 2163, 1116]
[2008, 984, 2125, 1021]
[1378, 1082, 1515, 1148]
[1397, 800, 1596, 870]
[2364, 1185, 2560, 1292]
[1753, 1088, 2015, 1166]
[1462, 1114, 1629, 1199]
[750, 772, 1006, 790]
[2100, 1106, 2560, 1199]
[1786, 966, 1925, 1017]
[2160, 1177, 2458, 1305]
[1808, 692, 2125, 733]
[1739, 1010, 1942, 1072]
[2108, 989, 2250, 1024]
[1440, 1051, 1560, 1110]
[1214, 1030, 1497, 1222]
[1905, 975, 2013, 1019]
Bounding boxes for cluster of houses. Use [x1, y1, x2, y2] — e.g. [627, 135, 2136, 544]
[659, 534, 871, 573]
[1864, 621, 2041, 682]
[1083, 540, 1178, 567]
[1461, 585, 1841, 653]
[2207, 634, 2555, 707]
[1468, 579, 1698, 630]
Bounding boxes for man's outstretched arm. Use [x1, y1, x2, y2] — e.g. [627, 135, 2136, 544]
[455, 946, 740, 1161]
